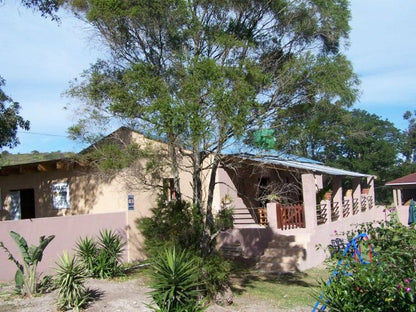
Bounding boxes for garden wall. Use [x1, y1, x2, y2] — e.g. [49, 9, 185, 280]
[0, 212, 127, 281]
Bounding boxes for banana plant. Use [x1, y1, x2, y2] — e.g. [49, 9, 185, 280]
[0, 231, 55, 296]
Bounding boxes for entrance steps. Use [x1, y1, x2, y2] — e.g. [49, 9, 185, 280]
[255, 235, 307, 273]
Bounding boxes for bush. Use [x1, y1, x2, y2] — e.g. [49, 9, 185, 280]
[74, 236, 97, 275]
[196, 252, 231, 300]
[214, 208, 234, 232]
[137, 196, 232, 301]
[55, 252, 89, 311]
[148, 247, 204, 311]
[317, 213, 416, 311]
[136, 197, 204, 256]
[75, 229, 125, 279]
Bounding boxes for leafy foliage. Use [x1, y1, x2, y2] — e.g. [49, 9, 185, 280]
[136, 197, 204, 257]
[64, 0, 357, 246]
[74, 236, 97, 275]
[55, 252, 89, 311]
[317, 214, 416, 311]
[0, 231, 54, 296]
[402, 110, 416, 163]
[266, 107, 402, 203]
[137, 197, 232, 300]
[214, 207, 234, 232]
[74, 229, 125, 279]
[195, 252, 231, 300]
[148, 247, 204, 312]
[0, 77, 30, 150]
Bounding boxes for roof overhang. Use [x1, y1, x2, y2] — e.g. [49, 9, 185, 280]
[0, 158, 80, 176]
[223, 154, 372, 178]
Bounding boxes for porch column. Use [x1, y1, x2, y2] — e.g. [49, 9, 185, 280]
[266, 202, 278, 230]
[397, 188, 403, 207]
[393, 188, 398, 208]
[352, 177, 362, 213]
[302, 173, 317, 230]
[332, 176, 343, 221]
[367, 176, 375, 199]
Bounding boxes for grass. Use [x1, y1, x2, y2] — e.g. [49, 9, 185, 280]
[231, 262, 329, 309]
[0, 261, 329, 311]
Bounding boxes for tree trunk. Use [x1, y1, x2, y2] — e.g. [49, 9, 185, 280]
[192, 149, 202, 211]
[206, 154, 220, 234]
[168, 140, 181, 199]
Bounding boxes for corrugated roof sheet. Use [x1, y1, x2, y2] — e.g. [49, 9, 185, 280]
[386, 173, 416, 186]
[224, 144, 323, 164]
[226, 153, 371, 178]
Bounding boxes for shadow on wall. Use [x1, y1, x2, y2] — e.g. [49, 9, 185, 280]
[34, 168, 117, 218]
[217, 227, 306, 273]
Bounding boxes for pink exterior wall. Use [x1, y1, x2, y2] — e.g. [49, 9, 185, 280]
[272, 203, 387, 270]
[217, 172, 390, 271]
[0, 212, 127, 281]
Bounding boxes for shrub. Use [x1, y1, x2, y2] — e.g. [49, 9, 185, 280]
[137, 196, 232, 301]
[0, 231, 55, 296]
[214, 207, 234, 232]
[317, 213, 416, 311]
[196, 252, 231, 300]
[136, 198, 204, 256]
[55, 252, 89, 311]
[75, 229, 125, 279]
[74, 236, 97, 276]
[148, 247, 204, 311]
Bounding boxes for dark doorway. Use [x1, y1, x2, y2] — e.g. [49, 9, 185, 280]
[20, 189, 35, 219]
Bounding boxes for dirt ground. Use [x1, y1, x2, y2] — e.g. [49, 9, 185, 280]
[0, 277, 311, 312]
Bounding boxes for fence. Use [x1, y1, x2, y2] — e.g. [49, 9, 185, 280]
[276, 203, 305, 230]
[0, 212, 127, 281]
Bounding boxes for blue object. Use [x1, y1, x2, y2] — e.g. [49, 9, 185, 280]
[312, 233, 376, 312]
[408, 199, 416, 225]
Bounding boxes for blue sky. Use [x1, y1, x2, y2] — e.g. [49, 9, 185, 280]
[1, 0, 415, 153]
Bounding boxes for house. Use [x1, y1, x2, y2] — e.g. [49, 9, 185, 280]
[386, 173, 416, 224]
[0, 127, 386, 279]
[215, 152, 384, 271]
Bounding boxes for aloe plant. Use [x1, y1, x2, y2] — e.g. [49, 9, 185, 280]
[55, 252, 89, 311]
[0, 231, 55, 296]
[75, 229, 125, 279]
[149, 247, 204, 311]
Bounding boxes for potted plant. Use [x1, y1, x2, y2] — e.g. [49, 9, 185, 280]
[324, 190, 333, 200]
[361, 188, 370, 195]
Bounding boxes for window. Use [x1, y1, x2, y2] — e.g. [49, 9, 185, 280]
[52, 182, 70, 209]
[163, 178, 177, 201]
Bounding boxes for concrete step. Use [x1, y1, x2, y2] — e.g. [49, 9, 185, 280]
[233, 224, 263, 229]
[233, 219, 256, 224]
[255, 261, 297, 273]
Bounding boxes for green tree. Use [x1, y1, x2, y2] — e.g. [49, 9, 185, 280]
[268, 103, 352, 160]
[266, 107, 401, 203]
[326, 109, 400, 176]
[0, 77, 30, 150]
[63, 0, 357, 248]
[0, 0, 60, 20]
[402, 110, 416, 163]
[327, 109, 401, 203]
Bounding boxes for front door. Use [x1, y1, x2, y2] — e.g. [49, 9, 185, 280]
[9, 189, 35, 220]
[20, 189, 35, 219]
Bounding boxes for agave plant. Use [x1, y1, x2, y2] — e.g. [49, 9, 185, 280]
[149, 247, 204, 311]
[0, 231, 55, 296]
[75, 229, 125, 279]
[74, 236, 97, 276]
[55, 252, 89, 311]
